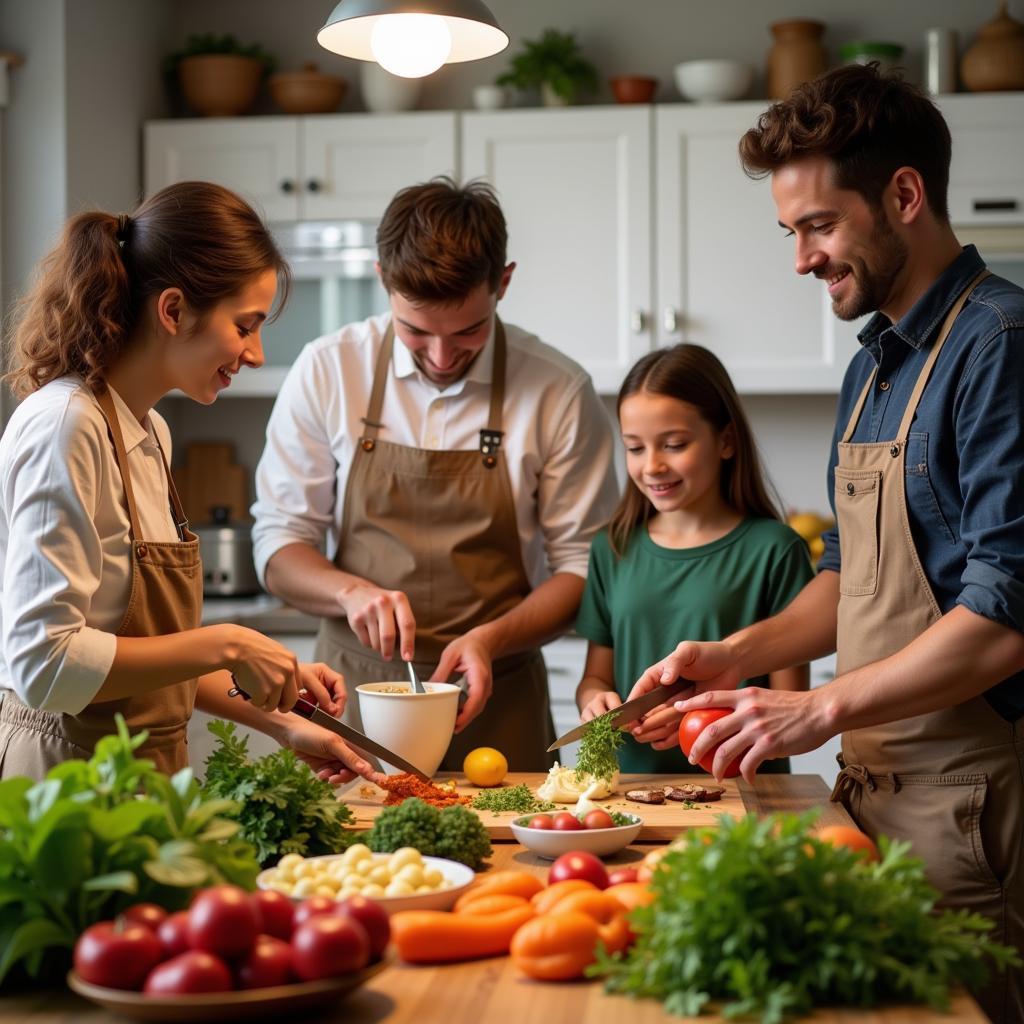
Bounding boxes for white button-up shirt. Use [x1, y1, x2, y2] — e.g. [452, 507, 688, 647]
[252, 313, 618, 591]
[0, 377, 178, 713]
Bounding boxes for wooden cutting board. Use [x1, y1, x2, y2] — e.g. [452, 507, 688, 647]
[345, 772, 745, 841]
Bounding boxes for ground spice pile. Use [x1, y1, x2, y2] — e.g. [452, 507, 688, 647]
[379, 773, 473, 808]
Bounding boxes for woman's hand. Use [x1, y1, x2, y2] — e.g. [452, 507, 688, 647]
[279, 713, 388, 787]
[223, 626, 303, 712]
[580, 690, 621, 722]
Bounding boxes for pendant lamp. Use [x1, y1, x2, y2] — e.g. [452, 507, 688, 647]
[318, 0, 509, 79]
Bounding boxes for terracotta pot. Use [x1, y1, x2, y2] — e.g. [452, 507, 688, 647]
[609, 75, 658, 104]
[269, 62, 346, 114]
[179, 54, 263, 117]
[961, 2, 1024, 92]
[767, 19, 827, 100]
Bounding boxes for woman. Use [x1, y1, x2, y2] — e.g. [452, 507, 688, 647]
[0, 181, 380, 784]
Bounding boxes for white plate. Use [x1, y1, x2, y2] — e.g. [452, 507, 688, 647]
[257, 853, 475, 915]
[509, 814, 643, 859]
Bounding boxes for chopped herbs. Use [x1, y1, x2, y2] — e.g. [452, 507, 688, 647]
[574, 713, 625, 784]
[472, 784, 556, 814]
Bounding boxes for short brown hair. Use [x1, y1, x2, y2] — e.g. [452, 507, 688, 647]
[6, 181, 289, 398]
[376, 176, 507, 302]
[739, 64, 951, 221]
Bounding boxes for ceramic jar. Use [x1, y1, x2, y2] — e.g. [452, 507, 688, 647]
[961, 2, 1024, 92]
[359, 62, 421, 113]
[178, 54, 263, 117]
[767, 19, 827, 100]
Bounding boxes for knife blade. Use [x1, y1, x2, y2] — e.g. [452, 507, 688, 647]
[546, 677, 694, 752]
[227, 683, 431, 781]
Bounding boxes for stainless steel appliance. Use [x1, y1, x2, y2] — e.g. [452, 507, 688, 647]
[196, 506, 260, 597]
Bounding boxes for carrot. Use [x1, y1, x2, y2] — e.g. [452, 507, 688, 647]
[453, 870, 544, 910]
[455, 893, 531, 917]
[390, 903, 536, 963]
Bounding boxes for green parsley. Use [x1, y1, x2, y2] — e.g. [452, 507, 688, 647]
[472, 784, 556, 814]
[574, 713, 625, 784]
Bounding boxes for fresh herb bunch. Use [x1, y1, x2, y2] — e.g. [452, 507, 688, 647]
[201, 720, 356, 867]
[574, 713, 624, 784]
[0, 715, 258, 986]
[472, 784, 556, 815]
[593, 812, 1019, 1023]
[163, 33, 276, 77]
[364, 798, 492, 868]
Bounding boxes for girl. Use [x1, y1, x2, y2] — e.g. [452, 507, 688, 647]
[575, 344, 813, 773]
[0, 181, 381, 785]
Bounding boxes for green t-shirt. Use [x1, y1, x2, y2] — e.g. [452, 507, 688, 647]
[575, 517, 814, 774]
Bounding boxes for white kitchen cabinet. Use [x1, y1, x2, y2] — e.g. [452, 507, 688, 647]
[146, 112, 457, 222]
[542, 634, 588, 766]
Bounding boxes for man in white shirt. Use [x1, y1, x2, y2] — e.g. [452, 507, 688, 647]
[252, 178, 617, 769]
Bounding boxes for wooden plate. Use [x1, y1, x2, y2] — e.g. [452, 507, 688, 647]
[66, 956, 388, 1022]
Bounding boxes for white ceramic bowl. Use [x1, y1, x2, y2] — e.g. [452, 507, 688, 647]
[473, 84, 507, 110]
[674, 59, 753, 102]
[356, 681, 460, 777]
[509, 813, 643, 859]
[257, 853, 475, 915]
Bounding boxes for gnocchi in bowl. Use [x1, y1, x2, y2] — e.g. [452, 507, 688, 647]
[257, 845, 476, 914]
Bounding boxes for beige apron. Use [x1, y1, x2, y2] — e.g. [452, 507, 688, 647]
[0, 387, 202, 779]
[829, 270, 1023, 1022]
[315, 319, 556, 771]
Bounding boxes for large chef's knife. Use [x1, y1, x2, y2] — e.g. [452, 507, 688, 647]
[546, 677, 694, 752]
[228, 683, 430, 781]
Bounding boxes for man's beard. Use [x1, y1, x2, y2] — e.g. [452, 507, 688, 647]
[827, 213, 908, 322]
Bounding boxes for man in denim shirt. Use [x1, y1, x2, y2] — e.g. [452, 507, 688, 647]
[626, 65, 1024, 1020]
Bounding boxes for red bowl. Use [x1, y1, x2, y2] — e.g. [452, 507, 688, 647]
[610, 75, 658, 104]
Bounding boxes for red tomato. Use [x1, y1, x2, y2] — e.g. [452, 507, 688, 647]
[292, 896, 337, 930]
[73, 921, 164, 991]
[335, 895, 390, 960]
[116, 902, 167, 933]
[143, 951, 233, 995]
[156, 911, 192, 959]
[548, 851, 609, 890]
[235, 934, 294, 990]
[606, 867, 640, 886]
[187, 885, 261, 960]
[527, 814, 554, 830]
[582, 809, 615, 830]
[678, 708, 742, 777]
[291, 915, 370, 981]
[551, 811, 583, 831]
[250, 889, 295, 941]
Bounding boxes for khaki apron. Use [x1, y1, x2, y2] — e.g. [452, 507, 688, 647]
[315, 319, 556, 771]
[0, 387, 202, 779]
[829, 270, 1024, 1022]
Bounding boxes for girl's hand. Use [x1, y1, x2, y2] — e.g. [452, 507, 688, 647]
[580, 690, 621, 722]
[225, 626, 301, 712]
[630, 704, 683, 749]
[296, 662, 346, 717]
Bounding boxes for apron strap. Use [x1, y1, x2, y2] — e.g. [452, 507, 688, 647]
[155, 446, 190, 540]
[840, 368, 877, 444]
[95, 386, 144, 543]
[359, 323, 395, 451]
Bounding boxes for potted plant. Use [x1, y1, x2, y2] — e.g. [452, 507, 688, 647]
[164, 34, 276, 117]
[496, 29, 599, 107]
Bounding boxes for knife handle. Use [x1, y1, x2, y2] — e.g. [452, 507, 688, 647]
[227, 678, 318, 720]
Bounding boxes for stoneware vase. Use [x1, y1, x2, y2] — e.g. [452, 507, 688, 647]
[766, 19, 827, 100]
[179, 54, 263, 117]
[961, 1, 1024, 92]
[359, 62, 421, 113]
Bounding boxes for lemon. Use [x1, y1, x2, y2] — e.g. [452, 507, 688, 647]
[463, 746, 508, 787]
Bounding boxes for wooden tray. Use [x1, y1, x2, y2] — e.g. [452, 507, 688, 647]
[345, 772, 745, 842]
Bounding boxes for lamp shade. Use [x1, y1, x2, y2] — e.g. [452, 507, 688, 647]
[318, 0, 509, 67]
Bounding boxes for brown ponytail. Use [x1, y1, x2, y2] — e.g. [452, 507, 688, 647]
[5, 181, 289, 398]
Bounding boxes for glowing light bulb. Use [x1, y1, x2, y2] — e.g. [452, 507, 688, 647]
[370, 14, 453, 78]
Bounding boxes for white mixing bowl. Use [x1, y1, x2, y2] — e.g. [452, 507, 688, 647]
[674, 59, 754, 102]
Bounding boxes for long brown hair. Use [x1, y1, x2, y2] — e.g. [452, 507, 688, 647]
[608, 344, 782, 556]
[5, 181, 290, 398]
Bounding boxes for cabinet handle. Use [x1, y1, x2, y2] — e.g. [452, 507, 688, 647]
[972, 198, 1018, 212]
[280, 179, 295, 194]
[631, 309, 647, 334]
[663, 306, 680, 333]
[307, 179, 321, 193]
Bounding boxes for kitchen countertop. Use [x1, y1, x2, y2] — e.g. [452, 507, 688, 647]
[201, 594, 320, 634]
[0, 776, 985, 1023]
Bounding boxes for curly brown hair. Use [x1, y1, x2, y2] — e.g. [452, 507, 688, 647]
[739, 64, 951, 222]
[376, 176, 507, 302]
[5, 181, 289, 398]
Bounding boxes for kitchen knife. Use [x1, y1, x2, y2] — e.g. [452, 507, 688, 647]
[546, 677, 695, 752]
[227, 683, 431, 782]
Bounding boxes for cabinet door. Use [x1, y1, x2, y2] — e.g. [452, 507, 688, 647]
[655, 105, 865, 393]
[462, 108, 653, 393]
[144, 118, 300, 221]
[301, 112, 457, 220]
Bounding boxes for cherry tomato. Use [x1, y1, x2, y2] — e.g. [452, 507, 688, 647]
[236, 934, 294, 990]
[292, 896, 336, 929]
[143, 951, 233, 995]
[188, 885, 261, 960]
[73, 921, 164, 991]
[250, 889, 295, 941]
[526, 814, 554, 830]
[335, 895, 390, 960]
[548, 851, 609, 890]
[292, 915, 370, 981]
[156, 911, 192, 959]
[606, 867, 640, 886]
[582, 809, 615, 830]
[678, 708, 743, 777]
[115, 902, 167, 933]
[551, 811, 583, 831]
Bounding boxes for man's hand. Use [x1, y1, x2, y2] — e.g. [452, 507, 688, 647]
[296, 661, 346, 717]
[630, 704, 684, 750]
[430, 631, 493, 732]
[627, 640, 742, 704]
[337, 580, 416, 662]
[278, 712, 387, 787]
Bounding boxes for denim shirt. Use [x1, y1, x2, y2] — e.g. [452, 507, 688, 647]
[819, 246, 1024, 719]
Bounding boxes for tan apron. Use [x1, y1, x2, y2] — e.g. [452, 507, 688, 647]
[829, 270, 1024, 1022]
[314, 319, 556, 771]
[0, 387, 202, 779]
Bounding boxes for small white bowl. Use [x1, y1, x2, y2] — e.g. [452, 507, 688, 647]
[473, 84, 507, 110]
[674, 59, 753, 102]
[257, 853, 475, 915]
[509, 813, 643, 859]
[356, 681, 460, 777]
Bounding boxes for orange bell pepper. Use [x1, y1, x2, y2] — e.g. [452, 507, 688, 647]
[510, 911, 602, 980]
[530, 878, 597, 914]
[605, 881, 654, 912]
[536, 888, 631, 954]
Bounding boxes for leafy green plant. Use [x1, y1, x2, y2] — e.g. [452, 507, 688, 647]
[163, 33, 276, 78]
[200, 720, 356, 867]
[496, 29, 598, 103]
[363, 798, 492, 868]
[574, 713, 624, 784]
[593, 812, 1019, 1023]
[0, 716, 258, 986]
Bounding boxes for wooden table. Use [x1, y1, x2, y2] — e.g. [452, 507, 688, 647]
[0, 776, 985, 1023]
